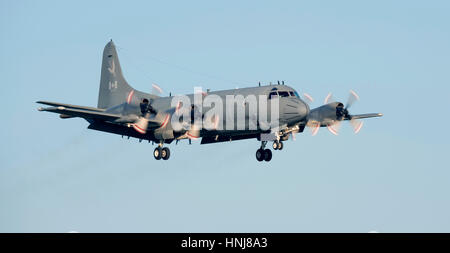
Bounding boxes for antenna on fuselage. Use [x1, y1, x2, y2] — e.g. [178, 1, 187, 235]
[282, 80, 285, 85]
[258, 82, 261, 87]
[277, 80, 280, 85]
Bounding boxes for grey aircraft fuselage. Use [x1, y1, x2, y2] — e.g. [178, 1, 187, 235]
[104, 85, 309, 136]
[37, 40, 382, 161]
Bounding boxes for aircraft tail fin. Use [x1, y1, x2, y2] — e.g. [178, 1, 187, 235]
[97, 40, 134, 108]
[97, 40, 158, 109]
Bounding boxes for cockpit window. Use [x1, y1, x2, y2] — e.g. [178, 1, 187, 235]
[278, 91, 290, 97]
[269, 91, 278, 99]
[289, 91, 295, 97]
[294, 91, 300, 98]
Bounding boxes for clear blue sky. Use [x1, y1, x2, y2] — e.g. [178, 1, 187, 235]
[1, 0, 449, 232]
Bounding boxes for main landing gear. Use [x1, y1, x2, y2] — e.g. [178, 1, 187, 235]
[256, 141, 272, 162]
[153, 142, 170, 160]
[255, 141, 285, 162]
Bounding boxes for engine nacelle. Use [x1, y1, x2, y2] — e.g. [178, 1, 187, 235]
[308, 102, 344, 126]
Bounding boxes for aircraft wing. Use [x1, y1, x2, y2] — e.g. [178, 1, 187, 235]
[38, 106, 122, 122]
[37, 102, 164, 128]
[349, 113, 383, 120]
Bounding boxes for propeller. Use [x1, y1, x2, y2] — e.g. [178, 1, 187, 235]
[132, 98, 158, 134]
[346, 89, 359, 109]
[152, 83, 164, 95]
[186, 125, 201, 139]
[305, 92, 333, 136]
[132, 112, 150, 134]
[176, 88, 209, 139]
[303, 93, 314, 104]
[308, 121, 320, 136]
[126, 83, 164, 105]
[129, 83, 165, 134]
[187, 104, 201, 139]
[326, 121, 341, 136]
[350, 119, 364, 134]
[328, 89, 363, 135]
[175, 103, 202, 139]
[308, 90, 364, 136]
[324, 93, 335, 104]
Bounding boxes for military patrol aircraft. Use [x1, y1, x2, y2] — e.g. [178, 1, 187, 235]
[37, 41, 382, 162]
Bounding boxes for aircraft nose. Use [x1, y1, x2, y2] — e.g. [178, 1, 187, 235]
[297, 99, 309, 118]
[283, 99, 309, 123]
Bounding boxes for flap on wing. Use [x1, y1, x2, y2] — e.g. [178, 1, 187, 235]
[36, 101, 105, 112]
[38, 106, 121, 122]
[349, 113, 383, 120]
[201, 133, 260, 144]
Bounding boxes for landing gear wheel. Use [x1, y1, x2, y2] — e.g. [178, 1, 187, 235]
[256, 149, 264, 162]
[272, 142, 279, 150]
[161, 147, 170, 160]
[263, 149, 272, 162]
[277, 141, 283, 150]
[153, 147, 162, 160]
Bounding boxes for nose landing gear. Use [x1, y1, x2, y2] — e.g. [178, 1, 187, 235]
[272, 141, 283, 150]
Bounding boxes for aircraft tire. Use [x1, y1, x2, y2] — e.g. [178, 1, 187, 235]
[256, 149, 264, 162]
[272, 142, 279, 150]
[154, 147, 162, 160]
[162, 147, 170, 160]
[278, 141, 283, 150]
[264, 149, 272, 162]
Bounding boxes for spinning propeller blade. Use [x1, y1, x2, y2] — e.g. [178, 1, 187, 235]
[346, 89, 359, 109]
[132, 113, 150, 134]
[152, 83, 163, 95]
[350, 119, 364, 134]
[303, 93, 314, 104]
[324, 93, 334, 104]
[326, 121, 341, 136]
[310, 122, 320, 136]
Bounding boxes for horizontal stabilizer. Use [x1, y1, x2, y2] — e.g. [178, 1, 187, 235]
[38, 106, 121, 122]
[36, 101, 105, 112]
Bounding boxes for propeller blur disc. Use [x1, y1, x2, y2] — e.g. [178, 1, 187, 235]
[152, 83, 163, 95]
[350, 119, 364, 134]
[346, 89, 360, 109]
[126, 90, 135, 104]
[326, 121, 341, 136]
[133, 115, 149, 134]
[303, 93, 314, 104]
[324, 93, 334, 104]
